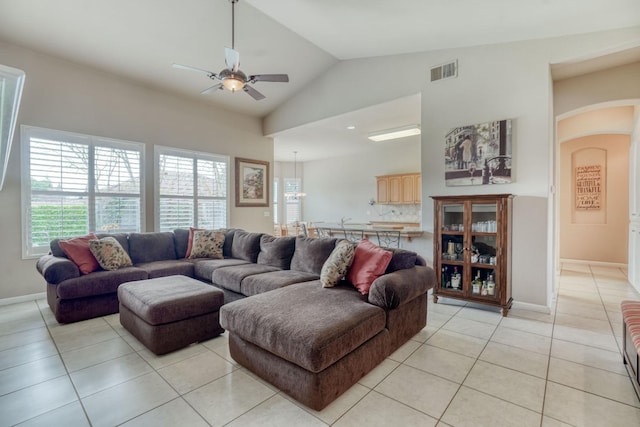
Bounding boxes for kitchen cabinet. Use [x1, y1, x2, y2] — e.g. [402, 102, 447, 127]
[376, 173, 421, 204]
[431, 194, 513, 316]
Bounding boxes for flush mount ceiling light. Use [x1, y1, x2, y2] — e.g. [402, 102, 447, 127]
[367, 124, 421, 142]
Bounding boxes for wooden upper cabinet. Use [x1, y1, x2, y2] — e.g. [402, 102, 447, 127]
[388, 176, 402, 203]
[376, 176, 389, 203]
[401, 175, 415, 203]
[414, 174, 422, 203]
[376, 173, 421, 204]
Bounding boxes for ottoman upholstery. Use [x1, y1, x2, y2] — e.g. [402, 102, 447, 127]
[119, 275, 224, 354]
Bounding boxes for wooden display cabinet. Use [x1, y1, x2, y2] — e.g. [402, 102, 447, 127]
[431, 194, 513, 316]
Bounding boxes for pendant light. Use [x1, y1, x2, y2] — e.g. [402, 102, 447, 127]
[284, 151, 306, 200]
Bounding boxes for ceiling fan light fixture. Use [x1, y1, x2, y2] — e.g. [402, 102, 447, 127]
[367, 125, 421, 142]
[222, 76, 245, 92]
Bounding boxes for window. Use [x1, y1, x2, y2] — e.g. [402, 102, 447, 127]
[273, 178, 278, 224]
[155, 146, 228, 231]
[284, 178, 301, 223]
[21, 126, 144, 257]
[0, 64, 25, 191]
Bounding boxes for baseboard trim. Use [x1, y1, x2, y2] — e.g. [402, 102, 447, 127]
[560, 258, 628, 269]
[0, 292, 45, 307]
[511, 301, 552, 314]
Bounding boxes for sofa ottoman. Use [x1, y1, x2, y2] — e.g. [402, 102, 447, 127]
[220, 281, 390, 410]
[118, 275, 224, 355]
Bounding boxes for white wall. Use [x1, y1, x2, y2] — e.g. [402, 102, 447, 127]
[0, 41, 273, 300]
[265, 27, 640, 308]
[302, 137, 421, 224]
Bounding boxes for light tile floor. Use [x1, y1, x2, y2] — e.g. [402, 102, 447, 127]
[1, 263, 640, 426]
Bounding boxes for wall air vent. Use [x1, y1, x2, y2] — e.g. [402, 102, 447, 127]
[430, 60, 457, 82]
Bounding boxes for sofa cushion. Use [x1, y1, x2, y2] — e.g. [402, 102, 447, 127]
[173, 228, 190, 259]
[290, 237, 337, 275]
[220, 281, 386, 373]
[118, 275, 224, 325]
[212, 263, 280, 294]
[384, 248, 418, 273]
[320, 240, 356, 288]
[58, 233, 100, 275]
[257, 235, 296, 269]
[231, 231, 263, 262]
[241, 270, 320, 297]
[188, 230, 225, 259]
[190, 258, 251, 282]
[89, 237, 133, 271]
[134, 260, 195, 279]
[55, 267, 148, 300]
[49, 238, 69, 258]
[128, 232, 177, 264]
[347, 240, 393, 295]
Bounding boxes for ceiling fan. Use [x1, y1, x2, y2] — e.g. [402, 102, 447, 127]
[172, 0, 289, 101]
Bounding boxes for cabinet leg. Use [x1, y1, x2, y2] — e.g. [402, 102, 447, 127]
[433, 295, 439, 304]
[501, 307, 509, 317]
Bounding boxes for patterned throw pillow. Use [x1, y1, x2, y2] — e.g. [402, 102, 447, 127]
[320, 240, 356, 288]
[188, 230, 225, 259]
[88, 237, 133, 271]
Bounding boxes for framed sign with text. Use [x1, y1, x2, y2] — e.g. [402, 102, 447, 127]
[575, 164, 602, 210]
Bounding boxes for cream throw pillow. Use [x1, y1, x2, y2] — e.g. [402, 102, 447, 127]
[188, 230, 225, 259]
[320, 240, 356, 288]
[88, 237, 132, 271]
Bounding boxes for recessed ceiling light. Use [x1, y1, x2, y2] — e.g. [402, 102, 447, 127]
[346, 125, 356, 130]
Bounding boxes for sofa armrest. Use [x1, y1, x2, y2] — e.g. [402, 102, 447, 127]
[36, 255, 80, 285]
[368, 266, 436, 310]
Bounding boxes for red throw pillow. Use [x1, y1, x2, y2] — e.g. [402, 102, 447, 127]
[58, 233, 100, 275]
[347, 239, 393, 295]
[185, 227, 204, 258]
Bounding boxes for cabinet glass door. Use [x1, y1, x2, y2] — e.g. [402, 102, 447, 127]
[470, 202, 498, 298]
[440, 203, 465, 295]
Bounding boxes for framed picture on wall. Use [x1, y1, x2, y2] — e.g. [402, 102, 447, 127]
[445, 119, 513, 186]
[235, 157, 270, 207]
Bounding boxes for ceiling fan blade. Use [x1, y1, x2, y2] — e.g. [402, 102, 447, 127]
[201, 83, 223, 95]
[249, 74, 289, 83]
[172, 63, 217, 77]
[243, 85, 266, 101]
[225, 47, 240, 72]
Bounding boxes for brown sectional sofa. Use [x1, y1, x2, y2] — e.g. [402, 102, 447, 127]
[36, 228, 436, 409]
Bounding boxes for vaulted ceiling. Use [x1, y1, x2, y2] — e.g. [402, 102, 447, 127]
[1, 0, 638, 160]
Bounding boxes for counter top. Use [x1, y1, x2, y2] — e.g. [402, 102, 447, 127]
[312, 223, 424, 241]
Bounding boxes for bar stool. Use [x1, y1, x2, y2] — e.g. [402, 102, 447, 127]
[341, 228, 364, 243]
[376, 230, 401, 248]
[316, 227, 332, 238]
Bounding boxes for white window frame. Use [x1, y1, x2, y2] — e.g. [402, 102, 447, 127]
[21, 125, 145, 258]
[154, 145, 230, 231]
[273, 177, 279, 224]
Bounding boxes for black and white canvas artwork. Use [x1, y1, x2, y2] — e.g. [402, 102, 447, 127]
[445, 119, 512, 186]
